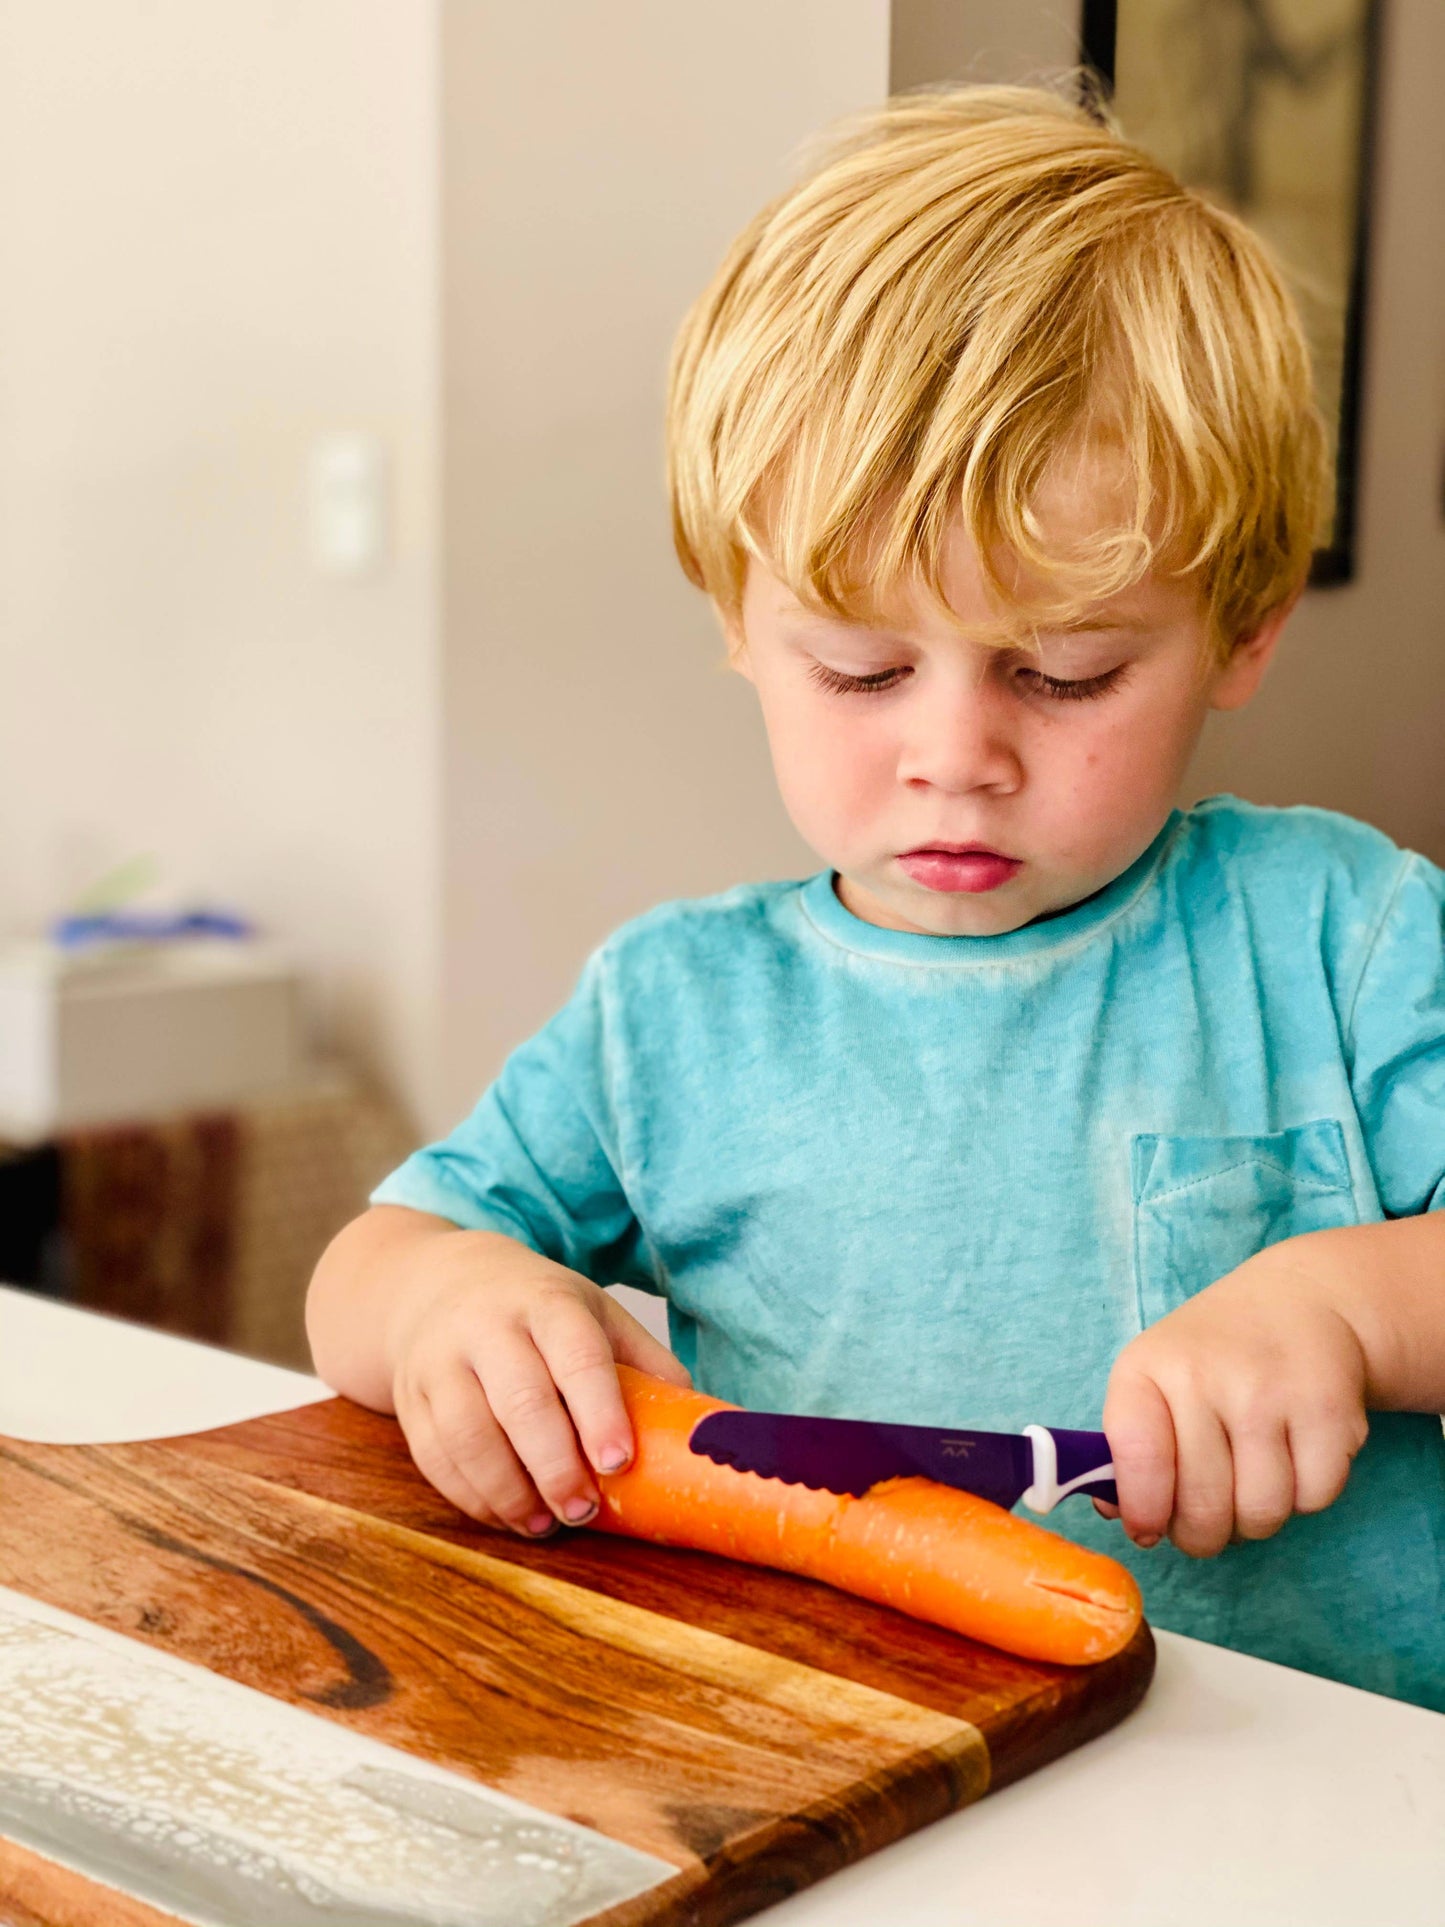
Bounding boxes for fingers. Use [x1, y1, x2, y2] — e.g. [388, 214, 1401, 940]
[1166, 1400, 1236, 1556]
[478, 1327, 606, 1528]
[467, 1288, 692, 1529]
[395, 1267, 698, 1537]
[1110, 1366, 1287, 1557]
[1288, 1398, 1368, 1515]
[398, 1377, 550, 1537]
[1102, 1370, 1176, 1549]
[528, 1293, 637, 1480]
[1102, 1270, 1373, 1560]
[1107, 1367, 1365, 1557]
[1227, 1416, 1295, 1541]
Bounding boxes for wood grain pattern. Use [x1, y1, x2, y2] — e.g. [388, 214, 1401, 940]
[0, 1836, 189, 1927]
[172, 1397, 1154, 1789]
[0, 1398, 1154, 1927]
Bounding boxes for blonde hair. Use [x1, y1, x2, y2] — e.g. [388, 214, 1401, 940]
[667, 81, 1330, 655]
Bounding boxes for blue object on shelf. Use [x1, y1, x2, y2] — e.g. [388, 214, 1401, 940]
[50, 910, 255, 950]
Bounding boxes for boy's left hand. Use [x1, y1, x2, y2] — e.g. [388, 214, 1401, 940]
[1096, 1242, 1372, 1557]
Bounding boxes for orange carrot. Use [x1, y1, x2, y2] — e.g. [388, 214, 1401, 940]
[592, 1366, 1142, 1665]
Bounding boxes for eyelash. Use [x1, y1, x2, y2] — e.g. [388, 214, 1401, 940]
[1019, 667, 1126, 703]
[805, 662, 1126, 702]
[807, 663, 904, 695]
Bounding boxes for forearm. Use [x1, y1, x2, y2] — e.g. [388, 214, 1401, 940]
[1267, 1213, 1445, 1412]
[305, 1205, 536, 1412]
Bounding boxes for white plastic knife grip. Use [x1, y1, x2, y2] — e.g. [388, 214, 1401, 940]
[1020, 1425, 1116, 1515]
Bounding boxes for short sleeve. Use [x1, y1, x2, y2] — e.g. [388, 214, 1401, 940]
[370, 951, 660, 1290]
[1346, 853, 1445, 1216]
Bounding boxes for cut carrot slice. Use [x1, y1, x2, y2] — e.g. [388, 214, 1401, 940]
[592, 1366, 1142, 1665]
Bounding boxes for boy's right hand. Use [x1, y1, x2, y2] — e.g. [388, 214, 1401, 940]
[384, 1230, 691, 1537]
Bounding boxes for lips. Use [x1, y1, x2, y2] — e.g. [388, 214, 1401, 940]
[896, 845, 1022, 894]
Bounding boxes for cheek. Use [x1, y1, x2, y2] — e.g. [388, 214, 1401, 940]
[791, 728, 881, 821]
[1047, 698, 1199, 839]
[764, 693, 890, 828]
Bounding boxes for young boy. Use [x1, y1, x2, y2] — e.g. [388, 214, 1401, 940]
[308, 84, 1445, 1710]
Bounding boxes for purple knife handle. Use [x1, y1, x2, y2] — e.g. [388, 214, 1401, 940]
[1021, 1426, 1117, 1512]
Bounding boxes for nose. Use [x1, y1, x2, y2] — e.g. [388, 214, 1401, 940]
[895, 666, 1023, 796]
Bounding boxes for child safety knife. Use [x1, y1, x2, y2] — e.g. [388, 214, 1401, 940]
[688, 1410, 1117, 1513]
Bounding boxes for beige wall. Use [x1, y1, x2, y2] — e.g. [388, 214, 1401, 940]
[890, 0, 1079, 88]
[436, 1, 891, 1127]
[0, 1, 442, 1128]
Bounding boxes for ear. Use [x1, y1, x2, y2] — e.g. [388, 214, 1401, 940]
[1209, 593, 1300, 712]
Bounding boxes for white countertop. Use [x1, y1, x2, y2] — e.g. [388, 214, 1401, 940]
[2, 1284, 1441, 1926]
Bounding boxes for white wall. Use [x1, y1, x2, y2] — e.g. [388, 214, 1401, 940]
[0, 1, 442, 1128]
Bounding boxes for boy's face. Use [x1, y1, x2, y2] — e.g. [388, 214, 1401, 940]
[729, 511, 1291, 938]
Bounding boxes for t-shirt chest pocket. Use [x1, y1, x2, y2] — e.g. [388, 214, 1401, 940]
[1130, 1120, 1359, 1326]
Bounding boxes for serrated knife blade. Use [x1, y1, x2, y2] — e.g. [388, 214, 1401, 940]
[688, 1409, 1117, 1513]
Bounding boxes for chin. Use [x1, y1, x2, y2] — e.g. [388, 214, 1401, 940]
[858, 881, 1039, 938]
[919, 900, 1037, 938]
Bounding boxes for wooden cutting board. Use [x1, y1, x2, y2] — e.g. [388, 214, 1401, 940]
[0, 1398, 1153, 1927]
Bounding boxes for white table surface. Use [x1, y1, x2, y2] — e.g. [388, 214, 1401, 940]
[2, 1284, 1441, 1927]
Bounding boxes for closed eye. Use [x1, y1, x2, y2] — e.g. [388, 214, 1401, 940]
[806, 662, 909, 695]
[1015, 665, 1128, 702]
[805, 659, 1129, 702]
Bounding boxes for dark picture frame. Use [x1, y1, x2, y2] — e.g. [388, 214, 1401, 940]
[1080, 0, 1383, 586]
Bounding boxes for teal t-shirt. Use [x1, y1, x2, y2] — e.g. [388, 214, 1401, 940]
[374, 798, 1445, 1710]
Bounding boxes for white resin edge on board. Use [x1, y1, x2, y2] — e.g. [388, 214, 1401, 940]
[0, 1285, 333, 1442]
[0, 1584, 675, 1927]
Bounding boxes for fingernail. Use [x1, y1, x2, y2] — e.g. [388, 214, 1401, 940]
[598, 1449, 629, 1474]
[526, 1512, 556, 1537]
[562, 1496, 599, 1524]
[1134, 1532, 1160, 1549]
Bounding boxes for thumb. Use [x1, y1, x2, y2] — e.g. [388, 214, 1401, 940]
[598, 1293, 693, 1388]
